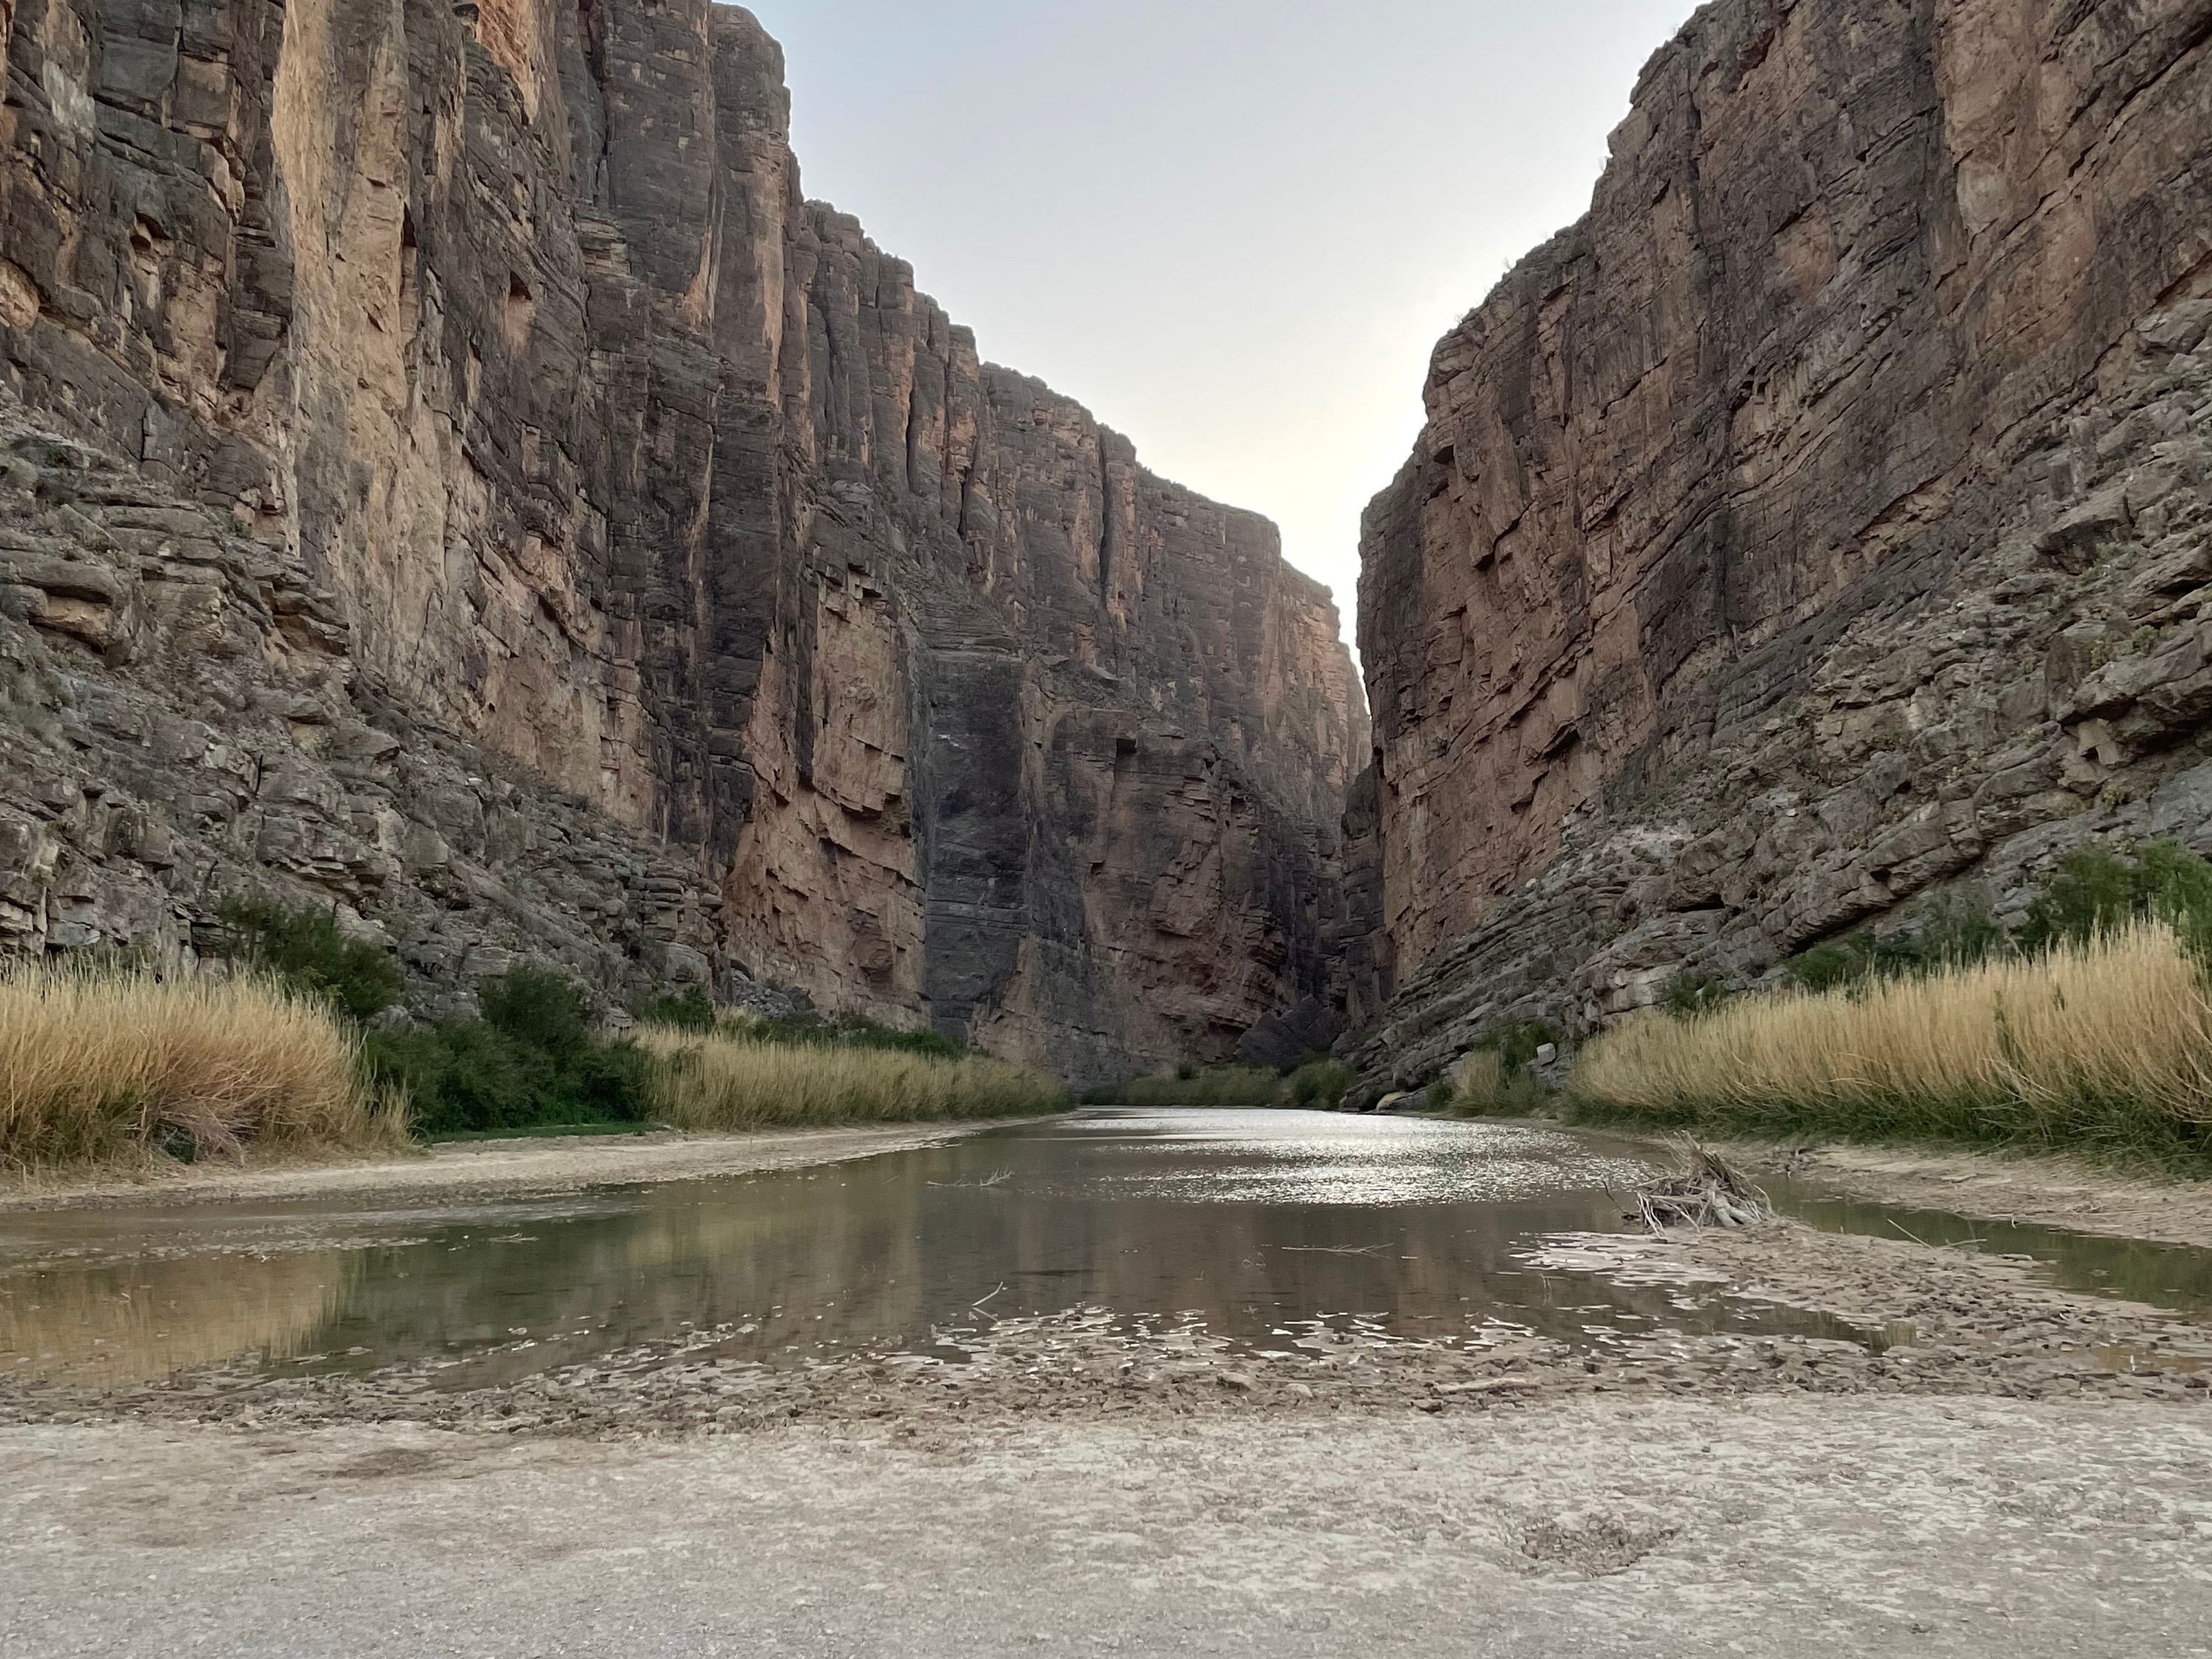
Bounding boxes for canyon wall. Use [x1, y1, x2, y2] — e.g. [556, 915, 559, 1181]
[0, 0, 1361, 1081]
[1350, 0, 2212, 1086]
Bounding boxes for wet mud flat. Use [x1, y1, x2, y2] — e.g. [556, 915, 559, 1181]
[1726, 1137, 2212, 1250]
[2, 1112, 2208, 1437]
[6, 1221, 2206, 1436]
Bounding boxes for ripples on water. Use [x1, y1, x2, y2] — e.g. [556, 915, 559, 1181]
[4, 1108, 2207, 1389]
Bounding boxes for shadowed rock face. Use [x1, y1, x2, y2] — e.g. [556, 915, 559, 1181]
[0, 0, 1361, 1082]
[1351, 0, 2212, 1086]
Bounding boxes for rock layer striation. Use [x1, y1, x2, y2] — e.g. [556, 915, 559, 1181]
[0, 0, 1362, 1080]
[1351, 0, 2212, 1085]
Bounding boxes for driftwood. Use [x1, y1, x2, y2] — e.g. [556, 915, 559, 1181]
[1628, 1141, 1776, 1233]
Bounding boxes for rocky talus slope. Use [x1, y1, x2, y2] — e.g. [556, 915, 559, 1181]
[1350, 0, 2212, 1087]
[0, 0, 1362, 1081]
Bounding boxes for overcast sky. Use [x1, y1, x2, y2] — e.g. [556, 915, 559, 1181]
[742, 1, 1698, 654]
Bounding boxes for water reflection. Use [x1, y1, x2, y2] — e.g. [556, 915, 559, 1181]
[0, 1248, 360, 1387]
[1766, 1179, 2212, 1316]
[6, 1109, 2200, 1391]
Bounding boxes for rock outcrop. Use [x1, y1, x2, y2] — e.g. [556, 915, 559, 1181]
[0, 0, 1362, 1081]
[1350, 0, 2212, 1086]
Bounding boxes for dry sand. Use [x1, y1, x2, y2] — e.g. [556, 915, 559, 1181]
[5, 1397, 2207, 1657]
[0, 1121, 1041, 1213]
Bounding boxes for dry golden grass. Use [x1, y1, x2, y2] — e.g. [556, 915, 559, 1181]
[1452, 1050, 1506, 1107]
[1576, 923, 2212, 1152]
[636, 1027, 1067, 1130]
[0, 961, 405, 1173]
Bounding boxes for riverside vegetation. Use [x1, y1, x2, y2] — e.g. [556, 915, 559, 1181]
[0, 963, 408, 1173]
[1088, 1059, 1359, 1111]
[1445, 840, 2212, 1171]
[0, 906, 1065, 1177]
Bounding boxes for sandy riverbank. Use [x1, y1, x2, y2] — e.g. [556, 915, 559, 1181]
[1429, 1111, 2212, 1251]
[1717, 1137, 2212, 1249]
[0, 1120, 1053, 1214]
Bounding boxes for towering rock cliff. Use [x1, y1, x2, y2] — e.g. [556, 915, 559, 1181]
[0, 0, 1362, 1081]
[1351, 0, 2212, 1085]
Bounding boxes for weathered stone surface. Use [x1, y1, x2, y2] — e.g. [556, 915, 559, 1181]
[1350, 0, 2212, 1089]
[0, 0, 1360, 1080]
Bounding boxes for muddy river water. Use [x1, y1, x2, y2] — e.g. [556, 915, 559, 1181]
[6, 1109, 2211, 1392]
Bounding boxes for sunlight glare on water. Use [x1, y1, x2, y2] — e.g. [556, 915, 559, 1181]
[1066, 1108, 1656, 1206]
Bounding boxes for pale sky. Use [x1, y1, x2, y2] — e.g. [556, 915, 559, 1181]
[743, 2, 1699, 654]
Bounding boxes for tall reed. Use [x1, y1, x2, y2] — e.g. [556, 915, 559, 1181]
[0, 961, 403, 1173]
[1575, 923, 2212, 1158]
[637, 1027, 1066, 1130]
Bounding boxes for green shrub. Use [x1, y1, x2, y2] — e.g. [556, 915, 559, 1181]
[1786, 846, 2212, 995]
[1093, 1067, 1285, 1107]
[1442, 1021, 1560, 1118]
[216, 899, 404, 1023]
[1281, 1059, 1355, 1111]
[1786, 891, 2005, 993]
[366, 968, 650, 1137]
[1485, 1021, 1561, 1075]
[636, 986, 717, 1033]
[478, 967, 594, 1055]
[2020, 840, 2212, 959]
[1662, 972, 1732, 1019]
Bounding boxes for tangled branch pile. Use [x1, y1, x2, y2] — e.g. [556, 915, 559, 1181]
[1629, 1142, 1775, 1232]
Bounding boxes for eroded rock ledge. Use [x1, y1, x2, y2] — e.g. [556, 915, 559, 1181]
[0, 1, 1364, 1080]
[1351, 0, 2212, 1086]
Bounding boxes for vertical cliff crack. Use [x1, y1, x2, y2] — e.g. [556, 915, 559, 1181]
[1095, 442, 1117, 616]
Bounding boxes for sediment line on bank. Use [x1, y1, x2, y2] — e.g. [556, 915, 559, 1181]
[0, 1119, 1055, 1214]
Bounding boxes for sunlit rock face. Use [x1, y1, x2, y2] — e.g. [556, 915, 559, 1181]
[1350, 0, 2212, 1086]
[0, 0, 1362, 1081]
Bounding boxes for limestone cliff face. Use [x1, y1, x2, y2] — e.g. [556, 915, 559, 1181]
[1351, 0, 2212, 1085]
[0, 0, 1359, 1080]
